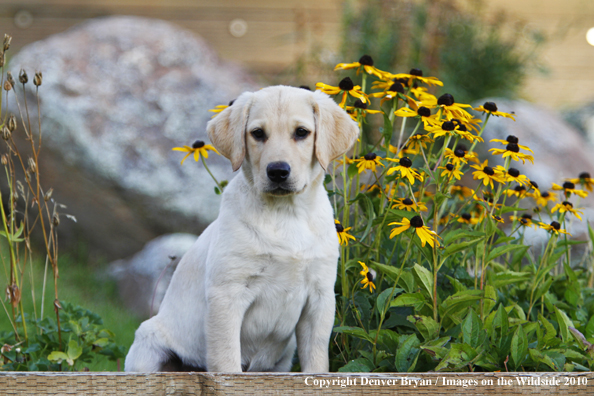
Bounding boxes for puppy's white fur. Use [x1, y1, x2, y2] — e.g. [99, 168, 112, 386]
[125, 86, 358, 373]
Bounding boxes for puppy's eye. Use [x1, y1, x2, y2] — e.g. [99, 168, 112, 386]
[251, 128, 266, 141]
[295, 127, 310, 140]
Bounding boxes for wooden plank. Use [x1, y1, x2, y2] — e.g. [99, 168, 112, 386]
[1, 372, 594, 395]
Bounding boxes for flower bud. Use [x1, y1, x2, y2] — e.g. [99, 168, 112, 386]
[1, 126, 11, 141]
[6, 72, 14, 88]
[33, 72, 43, 87]
[44, 188, 54, 201]
[19, 69, 28, 84]
[52, 213, 60, 227]
[3, 80, 12, 91]
[8, 114, 17, 132]
[3, 34, 12, 51]
[28, 157, 37, 173]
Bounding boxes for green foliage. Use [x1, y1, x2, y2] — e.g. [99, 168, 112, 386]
[1, 302, 125, 371]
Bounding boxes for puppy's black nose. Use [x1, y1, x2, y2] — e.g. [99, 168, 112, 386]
[267, 162, 291, 183]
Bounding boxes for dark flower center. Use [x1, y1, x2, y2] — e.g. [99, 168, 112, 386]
[521, 214, 532, 220]
[403, 198, 413, 205]
[506, 143, 520, 153]
[192, 140, 205, 149]
[354, 99, 368, 109]
[438, 94, 455, 106]
[364, 152, 377, 161]
[454, 149, 466, 158]
[514, 185, 526, 192]
[493, 215, 502, 221]
[520, 218, 529, 225]
[506, 135, 519, 144]
[417, 106, 431, 117]
[335, 223, 344, 233]
[359, 55, 374, 66]
[409, 68, 423, 76]
[541, 191, 550, 198]
[579, 172, 591, 179]
[457, 144, 468, 152]
[461, 213, 471, 221]
[446, 163, 454, 171]
[562, 201, 573, 207]
[457, 124, 467, 132]
[484, 102, 498, 112]
[508, 168, 520, 177]
[410, 215, 424, 227]
[442, 121, 455, 131]
[563, 181, 575, 189]
[529, 180, 539, 189]
[339, 77, 354, 91]
[389, 82, 404, 93]
[399, 157, 412, 167]
[396, 78, 408, 86]
[483, 166, 494, 176]
[551, 221, 561, 230]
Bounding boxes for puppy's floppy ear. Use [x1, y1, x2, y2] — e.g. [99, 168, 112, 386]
[207, 92, 254, 171]
[312, 91, 359, 171]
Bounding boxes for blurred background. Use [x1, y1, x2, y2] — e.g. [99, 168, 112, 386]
[1, 0, 594, 370]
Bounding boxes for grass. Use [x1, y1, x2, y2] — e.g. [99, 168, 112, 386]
[0, 248, 141, 371]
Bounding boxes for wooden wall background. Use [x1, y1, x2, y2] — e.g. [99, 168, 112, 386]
[0, 0, 593, 107]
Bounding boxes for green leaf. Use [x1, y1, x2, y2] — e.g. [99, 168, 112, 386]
[462, 308, 481, 348]
[434, 343, 478, 371]
[490, 271, 532, 288]
[347, 163, 359, 179]
[391, 292, 426, 311]
[395, 334, 420, 372]
[47, 351, 69, 364]
[407, 315, 440, 341]
[413, 263, 434, 300]
[441, 290, 483, 319]
[442, 229, 485, 245]
[483, 285, 497, 316]
[585, 315, 594, 338]
[442, 237, 484, 259]
[369, 261, 401, 282]
[376, 287, 402, 315]
[353, 193, 376, 241]
[486, 244, 529, 263]
[554, 307, 574, 342]
[529, 349, 559, 371]
[511, 325, 528, 369]
[67, 340, 83, 361]
[338, 357, 375, 372]
[333, 326, 375, 344]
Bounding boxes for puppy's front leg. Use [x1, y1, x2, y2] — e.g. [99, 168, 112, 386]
[206, 285, 251, 372]
[295, 290, 335, 373]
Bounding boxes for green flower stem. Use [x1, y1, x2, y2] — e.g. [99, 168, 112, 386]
[469, 113, 491, 154]
[200, 156, 224, 193]
[527, 229, 560, 318]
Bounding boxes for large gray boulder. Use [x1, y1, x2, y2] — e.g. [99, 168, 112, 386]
[7, 16, 255, 259]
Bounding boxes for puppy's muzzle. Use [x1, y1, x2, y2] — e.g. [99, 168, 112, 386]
[267, 162, 291, 184]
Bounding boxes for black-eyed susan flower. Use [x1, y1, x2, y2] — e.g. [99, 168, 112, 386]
[511, 213, 537, 228]
[355, 152, 384, 174]
[489, 135, 534, 164]
[533, 190, 558, 207]
[457, 213, 481, 225]
[334, 55, 387, 79]
[435, 93, 473, 122]
[444, 145, 478, 166]
[386, 157, 423, 185]
[539, 221, 571, 236]
[471, 160, 503, 189]
[316, 77, 368, 108]
[551, 201, 584, 220]
[552, 181, 589, 199]
[492, 215, 505, 224]
[389, 143, 418, 158]
[473, 101, 516, 120]
[495, 166, 530, 186]
[407, 134, 434, 152]
[567, 172, 594, 192]
[389, 215, 440, 247]
[394, 104, 439, 128]
[346, 99, 383, 122]
[359, 261, 376, 292]
[369, 81, 408, 105]
[384, 68, 443, 87]
[450, 185, 473, 199]
[428, 120, 481, 143]
[506, 185, 527, 198]
[172, 140, 220, 165]
[336, 156, 356, 167]
[410, 86, 438, 107]
[439, 163, 464, 181]
[336, 220, 356, 246]
[392, 197, 428, 212]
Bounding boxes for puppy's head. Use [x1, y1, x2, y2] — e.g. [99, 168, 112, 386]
[207, 86, 358, 196]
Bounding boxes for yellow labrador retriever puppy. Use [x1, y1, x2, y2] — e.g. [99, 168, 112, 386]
[125, 86, 358, 372]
